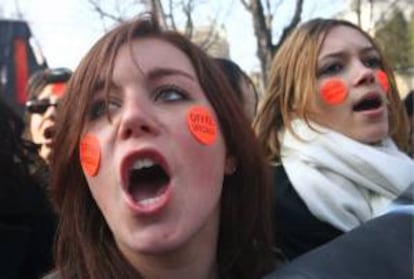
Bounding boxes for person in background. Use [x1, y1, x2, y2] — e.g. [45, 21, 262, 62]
[254, 18, 414, 260]
[0, 92, 56, 279]
[45, 13, 279, 279]
[25, 67, 72, 164]
[215, 57, 259, 122]
[403, 90, 414, 157]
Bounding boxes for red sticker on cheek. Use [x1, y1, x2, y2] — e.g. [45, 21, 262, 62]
[51, 82, 67, 97]
[320, 79, 348, 105]
[376, 70, 389, 93]
[187, 106, 217, 145]
[79, 134, 101, 177]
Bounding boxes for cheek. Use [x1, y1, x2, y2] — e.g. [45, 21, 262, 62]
[79, 133, 101, 177]
[187, 106, 218, 145]
[376, 70, 389, 93]
[319, 79, 348, 106]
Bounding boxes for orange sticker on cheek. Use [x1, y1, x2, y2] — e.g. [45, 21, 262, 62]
[51, 82, 67, 97]
[187, 106, 217, 145]
[376, 70, 389, 93]
[79, 134, 101, 177]
[320, 79, 348, 105]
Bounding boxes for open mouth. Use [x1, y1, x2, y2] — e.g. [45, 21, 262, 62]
[126, 157, 170, 209]
[43, 126, 55, 140]
[353, 94, 383, 112]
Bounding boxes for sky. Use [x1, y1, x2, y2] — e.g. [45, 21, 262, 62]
[1, 0, 346, 73]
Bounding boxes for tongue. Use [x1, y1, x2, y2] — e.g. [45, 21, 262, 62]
[130, 182, 166, 203]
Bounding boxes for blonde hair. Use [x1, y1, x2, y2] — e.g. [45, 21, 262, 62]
[254, 18, 409, 162]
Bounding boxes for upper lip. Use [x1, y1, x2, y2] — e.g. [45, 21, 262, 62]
[119, 148, 170, 192]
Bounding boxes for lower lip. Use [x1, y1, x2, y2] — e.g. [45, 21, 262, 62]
[123, 184, 172, 216]
[356, 105, 385, 118]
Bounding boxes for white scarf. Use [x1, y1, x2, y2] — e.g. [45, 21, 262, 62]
[280, 119, 414, 231]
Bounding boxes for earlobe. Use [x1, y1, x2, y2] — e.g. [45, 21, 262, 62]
[224, 156, 237, 175]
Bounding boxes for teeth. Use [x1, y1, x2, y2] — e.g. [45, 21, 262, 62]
[131, 158, 156, 170]
[138, 196, 162, 206]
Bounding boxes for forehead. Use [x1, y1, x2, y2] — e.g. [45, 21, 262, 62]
[37, 84, 61, 99]
[113, 38, 197, 81]
[319, 25, 374, 55]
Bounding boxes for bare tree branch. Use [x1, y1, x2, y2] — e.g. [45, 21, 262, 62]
[88, 0, 125, 23]
[240, 0, 251, 11]
[274, 0, 303, 52]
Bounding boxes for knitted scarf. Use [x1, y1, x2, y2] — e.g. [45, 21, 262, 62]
[280, 119, 414, 231]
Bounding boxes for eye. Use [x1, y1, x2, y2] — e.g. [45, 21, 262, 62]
[88, 98, 120, 120]
[363, 56, 382, 69]
[154, 85, 188, 103]
[317, 62, 343, 77]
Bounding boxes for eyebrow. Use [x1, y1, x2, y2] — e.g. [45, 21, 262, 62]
[146, 67, 196, 82]
[320, 46, 378, 59]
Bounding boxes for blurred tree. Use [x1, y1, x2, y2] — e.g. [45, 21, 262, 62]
[375, 7, 412, 70]
[87, 0, 341, 87]
[88, 0, 225, 55]
[240, 0, 303, 85]
[408, 11, 414, 67]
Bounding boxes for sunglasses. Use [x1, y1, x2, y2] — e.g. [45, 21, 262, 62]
[26, 98, 59, 114]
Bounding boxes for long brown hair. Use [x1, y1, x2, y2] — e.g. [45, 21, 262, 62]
[254, 18, 409, 162]
[51, 13, 276, 279]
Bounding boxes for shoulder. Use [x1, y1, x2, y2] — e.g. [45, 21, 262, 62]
[265, 210, 413, 279]
[42, 271, 61, 279]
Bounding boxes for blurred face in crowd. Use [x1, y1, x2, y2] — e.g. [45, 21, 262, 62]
[309, 25, 389, 144]
[28, 83, 65, 163]
[80, 37, 234, 267]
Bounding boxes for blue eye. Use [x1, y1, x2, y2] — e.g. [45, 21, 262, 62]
[318, 63, 343, 77]
[89, 99, 120, 120]
[364, 57, 382, 69]
[154, 85, 188, 102]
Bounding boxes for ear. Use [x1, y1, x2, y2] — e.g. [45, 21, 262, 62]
[224, 155, 237, 175]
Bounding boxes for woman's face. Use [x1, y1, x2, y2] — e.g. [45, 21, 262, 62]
[81, 38, 232, 260]
[309, 25, 389, 144]
[29, 84, 62, 163]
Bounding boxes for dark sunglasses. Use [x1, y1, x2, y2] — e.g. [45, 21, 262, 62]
[26, 98, 59, 114]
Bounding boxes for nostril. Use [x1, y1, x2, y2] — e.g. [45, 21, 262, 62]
[140, 125, 151, 133]
[123, 128, 133, 139]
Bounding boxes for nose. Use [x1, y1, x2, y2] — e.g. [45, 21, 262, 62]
[352, 61, 376, 87]
[118, 98, 160, 140]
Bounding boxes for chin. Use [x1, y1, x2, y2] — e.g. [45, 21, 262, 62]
[359, 127, 389, 145]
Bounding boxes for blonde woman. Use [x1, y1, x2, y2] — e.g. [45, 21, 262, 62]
[254, 18, 414, 260]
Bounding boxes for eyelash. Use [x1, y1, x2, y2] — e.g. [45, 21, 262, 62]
[317, 56, 382, 77]
[153, 84, 189, 103]
[88, 98, 120, 120]
[317, 63, 343, 77]
[87, 85, 188, 121]
[363, 57, 382, 69]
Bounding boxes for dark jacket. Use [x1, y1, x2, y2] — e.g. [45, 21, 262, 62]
[0, 164, 56, 279]
[265, 186, 414, 279]
[272, 164, 343, 260]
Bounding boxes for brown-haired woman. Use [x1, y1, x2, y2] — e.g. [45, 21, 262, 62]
[254, 18, 414, 260]
[45, 13, 279, 279]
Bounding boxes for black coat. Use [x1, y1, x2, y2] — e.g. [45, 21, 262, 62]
[265, 186, 414, 279]
[0, 168, 57, 279]
[272, 164, 343, 260]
